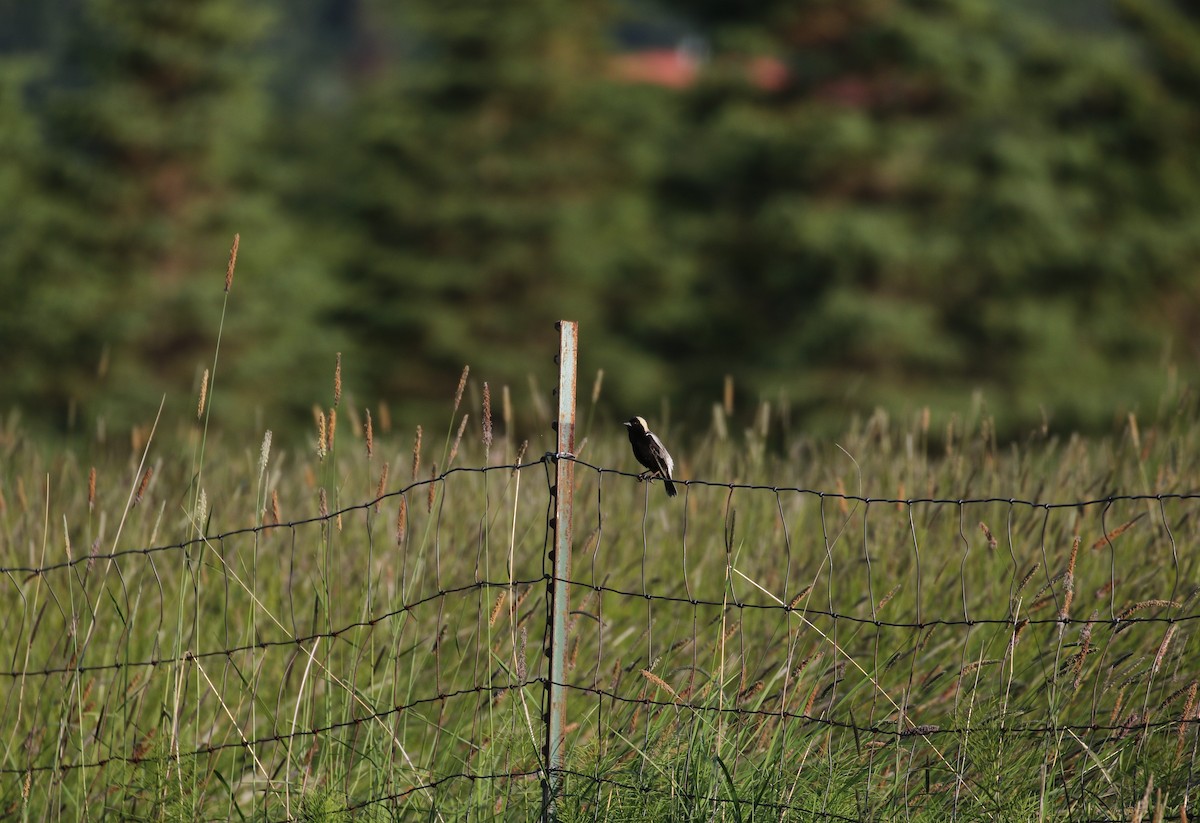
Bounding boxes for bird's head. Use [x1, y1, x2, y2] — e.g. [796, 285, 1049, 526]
[624, 416, 649, 432]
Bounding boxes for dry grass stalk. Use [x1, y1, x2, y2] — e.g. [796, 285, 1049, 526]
[1152, 624, 1178, 676]
[328, 408, 338, 453]
[1159, 682, 1195, 715]
[979, 521, 997, 550]
[791, 650, 823, 683]
[1091, 515, 1144, 551]
[489, 590, 507, 627]
[960, 659, 999, 677]
[877, 583, 902, 613]
[196, 489, 208, 532]
[88, 467, 96, 512]
[789, 585, 815, 610]
[427, 463, 438, 513]
[1015, 563, 1040, 596]
[802, 681, 821, 717]
[516, 627, 527, 682]
[411, 426, 422, 481]
[1072, 610, 1098, 690]
[1111, 685, 1127, 727]
[270, 489, 280, 525]
[723, 374, 734, 416]
[568, 638, 580, 673]
[374, 462, 389, 512]
[453, 365, 469, 413]
[640, 669, 680, 702]
[333, 352, 342, 408]
[738, 680, 764, 704]
[395, 496, 407, 545]
[1115, 599, 1180, 623]
[365, 410, 374, 460]
[378, 402, 391, 433]
[449, 414, 469, 465]
[1128, 411, 1142, 452]
[318, 488, 328, 519]
[224, 233, 238, 293]
[482, 383, 493, 454]
[259, 430, 272, 477]
[835, 478, 849, 514]
[316, 410, 327, 460]
[1059, 536, 1080, 625]
[1177, 681, 1197, 760]
[134, 468, 153, 506]
[513, 440, 528, 472]
[591, 369, 605, 404]
[197, 368, 209, 420]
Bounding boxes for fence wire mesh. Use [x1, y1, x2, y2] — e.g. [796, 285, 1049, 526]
[2, 451, 1198, 820]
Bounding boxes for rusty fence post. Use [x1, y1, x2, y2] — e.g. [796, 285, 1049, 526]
[543, 320, 577, 820]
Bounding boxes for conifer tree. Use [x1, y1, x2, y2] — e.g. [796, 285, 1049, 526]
[654, 0, 1200, 431]
[324, 0, 677, 421]
[0, 0, 341, 429]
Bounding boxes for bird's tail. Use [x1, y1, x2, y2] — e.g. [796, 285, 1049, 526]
[663, 478, 678, 497]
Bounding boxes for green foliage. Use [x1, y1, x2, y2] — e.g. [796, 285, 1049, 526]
[2, 363, 1200, 819]
[647, 0, 1200, 433]
[0, 0, 342, 434]
[4, 0, 1200, 439]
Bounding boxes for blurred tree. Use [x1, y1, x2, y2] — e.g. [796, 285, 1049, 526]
[311, 0, 687, 427]
[652, 0, 1200, 433]
[0, 0, 343, 432]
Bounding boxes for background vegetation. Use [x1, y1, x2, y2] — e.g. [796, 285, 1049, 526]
[2, 0, 1200, 440]
[1, 354, 1198, 820]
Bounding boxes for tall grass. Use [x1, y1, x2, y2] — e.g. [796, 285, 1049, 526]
[1, 258, 1198, 819]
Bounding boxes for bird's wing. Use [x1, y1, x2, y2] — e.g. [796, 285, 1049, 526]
[648, 432, 673, 476]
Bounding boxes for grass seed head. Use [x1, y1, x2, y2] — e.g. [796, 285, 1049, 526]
[134, 467, 153, 505]
[482, 383, 493, 454]
[224, 233, 238, 292]
[374, 462, 389, 512]
[333, 353, 342, 408]
[197, 368, 209, 420]
[449, 414, 468, 465]
[316, 410, 327, 460]
[259, 430, 272, 477]
[395, 496, 407, 545]
[453, 365, 469, 413]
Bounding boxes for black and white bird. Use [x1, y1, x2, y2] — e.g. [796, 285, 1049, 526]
[623, 416, 677, 497]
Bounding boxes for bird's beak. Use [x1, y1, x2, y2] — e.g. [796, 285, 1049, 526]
[623, 421, 631, 428]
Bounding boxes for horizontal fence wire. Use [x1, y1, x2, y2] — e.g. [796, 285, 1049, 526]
[2, 453, 1198, 820]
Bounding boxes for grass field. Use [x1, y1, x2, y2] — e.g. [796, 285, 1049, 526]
[2, 368, 1199, 821]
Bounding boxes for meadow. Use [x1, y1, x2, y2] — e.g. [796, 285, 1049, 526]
[2, 365, 1199, 821]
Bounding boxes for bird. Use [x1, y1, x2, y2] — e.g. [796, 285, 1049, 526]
[624, 416, 677, 497]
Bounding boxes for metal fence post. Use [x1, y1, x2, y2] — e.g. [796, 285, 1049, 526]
[544, 320, 577, 820]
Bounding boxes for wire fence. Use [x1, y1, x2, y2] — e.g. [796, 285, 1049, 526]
[3, 446, 1199, 820]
